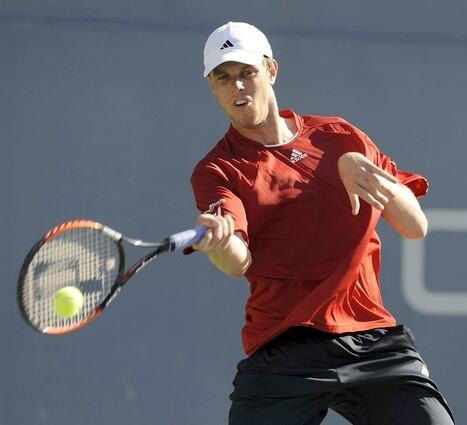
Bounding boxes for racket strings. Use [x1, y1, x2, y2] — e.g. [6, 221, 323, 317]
[21, 228, 120, 331]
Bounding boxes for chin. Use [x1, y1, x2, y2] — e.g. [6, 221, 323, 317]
[232, 113, 263, 129]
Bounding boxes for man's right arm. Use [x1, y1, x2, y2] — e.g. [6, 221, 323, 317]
[192, 213, 252, 278]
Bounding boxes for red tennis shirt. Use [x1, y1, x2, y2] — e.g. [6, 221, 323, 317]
[190, 110, 428, 356]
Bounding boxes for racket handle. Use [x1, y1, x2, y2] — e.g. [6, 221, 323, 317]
[168, 226, 207, 251]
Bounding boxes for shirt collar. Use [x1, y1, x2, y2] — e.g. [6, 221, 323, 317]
[225, 109, 304, 150]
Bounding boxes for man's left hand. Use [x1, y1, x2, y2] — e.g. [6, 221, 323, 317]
[338, 152, 398, 215]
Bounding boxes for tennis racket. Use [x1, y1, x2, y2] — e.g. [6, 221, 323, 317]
[17, 219, 206, 335]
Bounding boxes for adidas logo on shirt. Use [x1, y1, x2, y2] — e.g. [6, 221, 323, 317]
[290, 148, 308, 163]
[220, 40, 234, 50]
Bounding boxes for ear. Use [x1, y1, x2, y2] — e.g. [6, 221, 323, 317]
[269, 59, 279, 85]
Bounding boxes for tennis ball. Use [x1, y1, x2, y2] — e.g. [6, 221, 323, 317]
[53, 286, 84, 318]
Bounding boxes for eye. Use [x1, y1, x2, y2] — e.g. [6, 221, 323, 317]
[242, 69, 256, 78]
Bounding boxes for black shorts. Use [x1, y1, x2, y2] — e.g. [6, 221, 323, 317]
[229, 325, 455, 425]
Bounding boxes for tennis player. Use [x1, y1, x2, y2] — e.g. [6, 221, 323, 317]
[188, 22, 455, 424]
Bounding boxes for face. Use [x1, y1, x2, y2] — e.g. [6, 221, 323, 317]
[207, 59, 278, 131]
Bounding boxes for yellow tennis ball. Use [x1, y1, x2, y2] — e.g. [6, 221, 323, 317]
[53, 286, 84, 318]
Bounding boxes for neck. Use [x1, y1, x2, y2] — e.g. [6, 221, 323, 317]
[232, 108, 296, 146]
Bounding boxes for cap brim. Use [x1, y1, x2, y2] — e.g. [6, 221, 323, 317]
[204, 50, 264, 77]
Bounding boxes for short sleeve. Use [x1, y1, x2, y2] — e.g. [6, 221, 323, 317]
[378, 153, 429, 198]
[354, 127, 429, 199]
[184, 162, 249, 255]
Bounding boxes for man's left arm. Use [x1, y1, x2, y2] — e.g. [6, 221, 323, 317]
[381, 182, 428, 239]
[338, 151, 428, 239]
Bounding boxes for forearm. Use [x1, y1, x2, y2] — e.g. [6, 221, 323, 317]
[193, 213, 252, 277]
[207, 233, 252, 277]
[382, 183, 428, 239]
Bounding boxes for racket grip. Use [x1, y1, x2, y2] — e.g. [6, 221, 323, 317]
[168, 226, 207, 251]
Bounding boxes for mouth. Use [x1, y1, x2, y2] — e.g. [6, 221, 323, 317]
[233, 98, 251, 109]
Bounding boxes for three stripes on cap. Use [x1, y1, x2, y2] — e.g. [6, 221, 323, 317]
[220, 40, 234, 50]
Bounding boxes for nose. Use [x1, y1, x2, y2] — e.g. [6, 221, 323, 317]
[233, 78, 245, 91]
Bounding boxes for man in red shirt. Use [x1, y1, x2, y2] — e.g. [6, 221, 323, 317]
[189, 22, 455, 424]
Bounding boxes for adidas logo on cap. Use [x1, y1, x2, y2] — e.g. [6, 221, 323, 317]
[220, 39, 234, 50]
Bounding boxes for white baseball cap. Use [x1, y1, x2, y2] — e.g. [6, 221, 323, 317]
[203, 22, 273, 77]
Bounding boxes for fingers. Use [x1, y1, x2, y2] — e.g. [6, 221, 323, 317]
[339, 153, 400, 215]
[363, 161, 398, 184]
[349, 193, 360, 216]
[339, 152, 398, 188]
[362, 168, 397, 198]
[355, 173, 393, 205]
[193, 214, 235, 252]
[351, 183, 387, 212]
[349, 152, 398, 185]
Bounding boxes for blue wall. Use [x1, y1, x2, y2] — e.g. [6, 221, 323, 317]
[2, 1, 466, 424]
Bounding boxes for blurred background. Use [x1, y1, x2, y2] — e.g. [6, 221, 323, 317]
[1, 1, 466, 424]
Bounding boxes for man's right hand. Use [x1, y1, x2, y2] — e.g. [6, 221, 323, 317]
[193, 213, 235, 253]
[192, 213, 252, 277]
